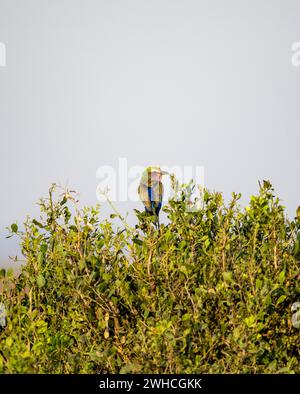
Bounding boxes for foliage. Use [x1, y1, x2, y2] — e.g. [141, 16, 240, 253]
[0, 180, 300, 373]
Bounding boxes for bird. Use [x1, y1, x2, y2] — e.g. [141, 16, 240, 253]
[138, 166, 168, 229]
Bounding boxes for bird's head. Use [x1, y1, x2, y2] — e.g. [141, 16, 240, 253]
[140, 166, 168, 185]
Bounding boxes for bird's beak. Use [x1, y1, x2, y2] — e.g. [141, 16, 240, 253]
[161, 170, 168, 176]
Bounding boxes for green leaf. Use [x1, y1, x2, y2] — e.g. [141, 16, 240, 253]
[276, 295, 287, 305]
[182, 313, 191, 322]
[11, 223, 18, 233]
[256, 278, 263, 289]
[296, 206, 300, 221]
[60, 196, 67, 206]
[37, 274, 45, 288]
[32, 219, 44, 228]
[268, 359, 277, 371]
[278, 270, 285, 285]
[179, 241, 187, 250]
[6, 268, 14, 278]
[244, 315, 256, 328]
[40, 243, 48, 254]
[264, 294, 272, 306]
[132, 237, 143, 246]
[223, 271, 234, 283]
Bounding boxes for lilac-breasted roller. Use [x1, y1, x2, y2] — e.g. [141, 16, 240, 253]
[138, 166, 168, 228]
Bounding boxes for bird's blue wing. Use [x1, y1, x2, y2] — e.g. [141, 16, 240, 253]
[138, 181, 163, 216]
[138, 183, 152, 212]
[149, 183, 163, 215]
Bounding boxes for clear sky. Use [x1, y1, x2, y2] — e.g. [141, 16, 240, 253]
[1, 0, 300, 268]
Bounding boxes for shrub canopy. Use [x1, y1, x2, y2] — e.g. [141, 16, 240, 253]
[0, 180, 300, 373]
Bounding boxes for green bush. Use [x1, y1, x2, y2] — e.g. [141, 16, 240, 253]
[0, 180, 300, 373]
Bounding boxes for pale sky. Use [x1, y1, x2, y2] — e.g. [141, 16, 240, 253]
[1, 0, 300, 268]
